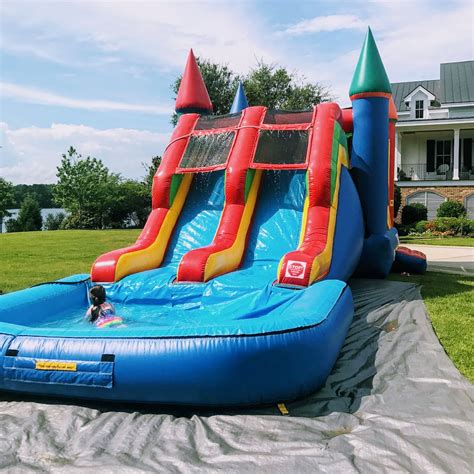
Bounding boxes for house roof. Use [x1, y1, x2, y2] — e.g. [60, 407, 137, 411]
[390, 60, 474, 111]
[440, 61, 474, 103]
[391, 80, 440, 111]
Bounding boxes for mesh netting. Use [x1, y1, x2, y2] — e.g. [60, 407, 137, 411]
[179, 132, 235, 169]
[263, 110, 313, 125]
[253, 130, 309, 166]
[194, 113, 242, 131]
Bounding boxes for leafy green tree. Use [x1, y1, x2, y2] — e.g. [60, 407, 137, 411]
[171, 58, 330, 124]
[143, 156, 162, 193]
[54, 147, 118, 229]
[6, 195, 43, 232]
[0, 178, 14, 222]
[108, 180, 150, 228]
[244, 62, 330, 110]
[12, 184, 55, 208]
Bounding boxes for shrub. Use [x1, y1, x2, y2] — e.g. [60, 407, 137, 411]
[426, 217, 474, 236]
[437, 200, 466, 218]
[415, 220, 428, 233]
[401, 203, 428, 225]
[43, 212, 66, 231]
[394, 185, 401, 218]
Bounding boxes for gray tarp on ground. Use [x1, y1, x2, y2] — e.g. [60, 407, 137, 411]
[0, 280, 472, 473]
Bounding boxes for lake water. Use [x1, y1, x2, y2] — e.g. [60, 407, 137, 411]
[1, 208, 66, 233]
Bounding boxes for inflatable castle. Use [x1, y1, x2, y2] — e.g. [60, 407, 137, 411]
[0, 29, 426, 406]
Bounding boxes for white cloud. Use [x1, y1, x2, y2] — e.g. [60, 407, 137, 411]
[0, 122, 170, 184]
[284, 2, 474, 106]
[1, 82, 171, 114]
[1, 1, 278, 73]
[281, 15, 366, 36]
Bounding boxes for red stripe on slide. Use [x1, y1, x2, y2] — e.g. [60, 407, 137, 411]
[278, 103, 342, 287]
[177, 106, 266, 282]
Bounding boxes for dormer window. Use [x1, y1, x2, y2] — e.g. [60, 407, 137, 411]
[403, 85, 435, 120]
[415, 100, 424, 118]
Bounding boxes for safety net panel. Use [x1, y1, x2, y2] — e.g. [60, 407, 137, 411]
[252, 130, 309, 167]
[179, 132, 235, 170]
[263, 110, 313, 125]
[194, 113, 242, 131]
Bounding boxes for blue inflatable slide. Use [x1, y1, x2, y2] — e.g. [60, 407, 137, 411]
[0, 29, 425, 406]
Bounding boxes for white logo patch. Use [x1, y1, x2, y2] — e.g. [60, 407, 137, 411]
[285, 260, 307, 279]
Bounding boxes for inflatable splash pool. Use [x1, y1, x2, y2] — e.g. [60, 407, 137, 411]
[0, 29, 422, 406]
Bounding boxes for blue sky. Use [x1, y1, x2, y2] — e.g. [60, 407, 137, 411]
[1, 0, 472, 183]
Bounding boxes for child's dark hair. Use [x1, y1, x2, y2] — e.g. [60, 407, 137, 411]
[89, 285, 106, 322]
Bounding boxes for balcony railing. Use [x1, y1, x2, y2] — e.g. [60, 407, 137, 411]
[397, 164, 474, 181]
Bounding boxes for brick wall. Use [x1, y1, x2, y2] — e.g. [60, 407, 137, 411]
[395, 185, 474, 222]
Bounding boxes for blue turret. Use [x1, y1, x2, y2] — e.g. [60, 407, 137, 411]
[230, 82, 249, 113]
[350, 28, 398, 277]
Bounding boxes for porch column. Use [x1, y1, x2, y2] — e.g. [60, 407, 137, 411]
[395, 130, 402, 180]
[453, 128, 460, 180]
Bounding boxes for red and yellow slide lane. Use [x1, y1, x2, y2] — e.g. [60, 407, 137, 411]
[277, 102, 350, 287]
[90, 113, 199, 282]
[176, 106, 266, 282]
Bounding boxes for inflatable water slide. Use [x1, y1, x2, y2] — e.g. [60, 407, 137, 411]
[0, 29, 425, 406]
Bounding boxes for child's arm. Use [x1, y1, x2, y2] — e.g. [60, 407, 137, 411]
[85, 306, 93, 321]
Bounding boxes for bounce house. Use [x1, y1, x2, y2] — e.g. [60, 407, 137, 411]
[0, 29, 426, 406]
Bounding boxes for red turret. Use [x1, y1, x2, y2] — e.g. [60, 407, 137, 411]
[388, 96, 398, 226]
[175, 49, 213, 114]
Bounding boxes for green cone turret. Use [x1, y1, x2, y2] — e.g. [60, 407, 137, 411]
[349, 27, 391, 97]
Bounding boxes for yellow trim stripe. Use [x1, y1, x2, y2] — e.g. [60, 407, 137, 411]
[203, 170, 262, 281]
[298, 195, 310, 247]
[114, 173, 193, 281]
[387, 138, 392, 229]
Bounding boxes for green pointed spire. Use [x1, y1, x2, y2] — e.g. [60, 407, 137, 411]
[349, 27, 391, 97]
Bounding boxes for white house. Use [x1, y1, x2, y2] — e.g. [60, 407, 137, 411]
[392, 60, 474, 219]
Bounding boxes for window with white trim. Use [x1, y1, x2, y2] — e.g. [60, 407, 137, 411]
[415, 100, 424, 119]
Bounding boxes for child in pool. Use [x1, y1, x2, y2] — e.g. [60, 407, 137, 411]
[86, 285, 123, 328]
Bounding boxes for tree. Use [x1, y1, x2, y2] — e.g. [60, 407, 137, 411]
[54, 147, 118, 229]
[171, 58, 330, 124]
[6, 195, 43, 232]
[12, 184, 55, 208]
[0, 178, 14, 232]
[143, 155, 162, 194]
[108, 180, 150, 228]
[244, 62, 330, 110]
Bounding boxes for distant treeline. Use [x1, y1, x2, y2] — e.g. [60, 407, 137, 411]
[12, 184, 56, 208]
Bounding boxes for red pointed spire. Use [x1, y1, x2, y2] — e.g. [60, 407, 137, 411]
[175, 49, 213, 114]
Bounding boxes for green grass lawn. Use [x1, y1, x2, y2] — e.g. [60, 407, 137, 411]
[0, 229, 140, 293]
[399, 235, 474, 246]
[1, 230, 473, 382]
[388, 272, 473, 382]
